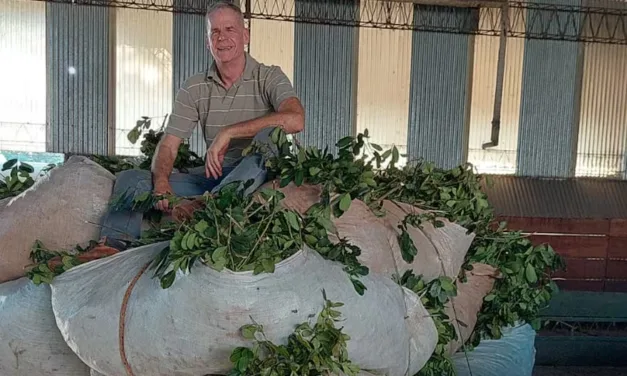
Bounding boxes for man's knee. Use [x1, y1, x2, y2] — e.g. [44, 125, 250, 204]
[114, 169, 152, 193]
[252, 127, 280, 156]
[252, 126, 280, 142]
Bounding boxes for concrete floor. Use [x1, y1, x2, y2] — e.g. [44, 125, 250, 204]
[533, 367, 627, 376]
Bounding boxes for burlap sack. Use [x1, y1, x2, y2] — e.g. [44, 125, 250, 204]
[0, 156, 115, 283]
[260, 182, 475, 282]
[380, 200, 475, 282]
[446, 263, 500, 355]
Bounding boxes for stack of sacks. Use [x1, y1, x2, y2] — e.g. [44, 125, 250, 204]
[50, 242, 437, 376]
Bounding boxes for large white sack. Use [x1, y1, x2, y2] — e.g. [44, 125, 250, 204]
[51, 242, 437, 376]
[90, 368, 387, 376]
[0, 277, 91, 375]
[0, 156, 115, 283]
[379, 199, 475, 282]
[261, 182, 475, 282]
[453, 324, 537, 376]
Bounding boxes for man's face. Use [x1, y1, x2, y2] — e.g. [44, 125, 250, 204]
[206, 8, 249, 64]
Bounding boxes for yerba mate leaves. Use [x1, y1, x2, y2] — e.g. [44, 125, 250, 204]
[149, 183, 369, 294]
[228, 290, 360, 376]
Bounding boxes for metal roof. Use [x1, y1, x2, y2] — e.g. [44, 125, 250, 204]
[482, 175, 627, 219]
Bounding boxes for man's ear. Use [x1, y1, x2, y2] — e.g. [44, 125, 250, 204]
[243, 27, 250, 45]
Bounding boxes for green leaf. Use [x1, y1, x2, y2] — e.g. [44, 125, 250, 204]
[241, 324, 258, 340]
[2, 159, 17, 171]
[525, 263, 538, 283]
[18, 163, 34, 174]
[309, 167, 321, 176]
[284, 211, 300, 231]
[338, 193, 351, 212]
[160, 270, 176, 289]
[391, 147, 400, 164]
[212, 246, 228, 263]
[439, 278, 455, 292]
[186, 233, 197, 250]
[398, 230, 418, 263]
[194, 220, 209, 233]
[336, 136, 353, 149]
[127, 127, 141, 144]
[295, 169, 304, 186]
[351, 278, 366, 295]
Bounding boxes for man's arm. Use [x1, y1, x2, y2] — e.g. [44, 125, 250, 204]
[222, 97, 304, 139]
[151, 134, 182, 192]
[206, 66, 303, 179]
[151, 78, 199, 209]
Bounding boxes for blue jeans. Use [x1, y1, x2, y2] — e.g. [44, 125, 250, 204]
[100, 127, 277, 241]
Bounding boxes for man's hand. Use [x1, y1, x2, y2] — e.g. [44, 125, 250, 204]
[151, 134, 181, 212]
[206, 129, 231, 179]
[153, 180, 174, 213]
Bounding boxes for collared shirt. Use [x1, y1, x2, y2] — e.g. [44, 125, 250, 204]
[164, 52, 297, 167]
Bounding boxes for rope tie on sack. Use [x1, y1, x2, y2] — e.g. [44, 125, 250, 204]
[118, 261, 152, 376]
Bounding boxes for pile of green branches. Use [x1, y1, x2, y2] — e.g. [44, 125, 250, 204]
[27, 124, 563, 375]
[85, 115, 204, 175]
[243, 128, 564, 372]
[147, 183, 368, 293]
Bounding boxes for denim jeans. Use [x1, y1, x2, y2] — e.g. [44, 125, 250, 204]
[100, 127, 277, 241]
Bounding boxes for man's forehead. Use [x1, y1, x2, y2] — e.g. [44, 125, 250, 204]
[207, 8, 243, 26]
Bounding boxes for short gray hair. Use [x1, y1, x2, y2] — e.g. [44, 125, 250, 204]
[206, 1, 245, 25]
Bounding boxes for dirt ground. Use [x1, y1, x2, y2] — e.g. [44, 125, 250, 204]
[534, 367, 627, 376]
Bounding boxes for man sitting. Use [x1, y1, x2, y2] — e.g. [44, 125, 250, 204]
[97, 1, 305, 251]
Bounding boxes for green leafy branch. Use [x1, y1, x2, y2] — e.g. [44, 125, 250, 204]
[468, 230, 565, 341]
[228, 290, 360, 376]
[127, 114, 204, 172]
[252, 128, 565, 348]
[395, 271, 458, 376]
[0, 159, 56, 200]
[149, 183, 369, 294]
[25, 240, 99, 285]
[244, 128, 399, 218]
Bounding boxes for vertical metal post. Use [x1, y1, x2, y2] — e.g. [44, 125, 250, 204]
[483, 2, 509, 149]
[245, 0, 251, 53]
[107, 7, 117, 156]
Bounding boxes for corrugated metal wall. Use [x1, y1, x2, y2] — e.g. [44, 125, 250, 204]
[356, 1, 412, 164]
[576, 0, 627, 178]
[0, 0, 47, 152]
[115, 3, 173, 156]
[407, 5, 478, 169]
[516, 0, 584, 177]
[4, 0, 627, 181]
[293, 0, 359, 152]
[467, 7, 525, 175]
[248, 0, 295, 82]
[46, 3, 111, 155]
[173, 0, 215, 155]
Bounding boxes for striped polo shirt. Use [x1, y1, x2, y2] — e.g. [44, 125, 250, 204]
[164, 52, 297, 167]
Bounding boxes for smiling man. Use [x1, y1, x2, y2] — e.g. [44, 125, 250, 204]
[95, 1, 305, 250]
